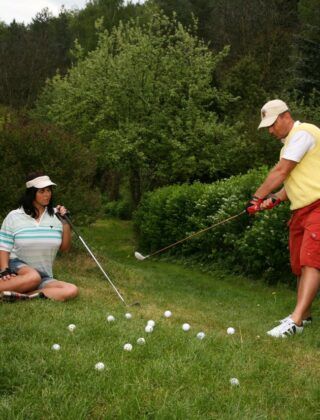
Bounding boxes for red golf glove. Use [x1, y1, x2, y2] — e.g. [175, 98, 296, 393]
[262, 195, 281, 210]
[246, 196, 263, 215]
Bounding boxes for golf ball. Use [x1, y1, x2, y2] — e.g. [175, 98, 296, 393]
[137, 337, 146, 345]
[67, 324, 76, 332]
[147, 320, 155, 327]
[107, 315, 115, 322]
[230, 377, 240, 386]
[145, 325, 153, 333]
[227, 327, 235, 335]
[95, 362, 105, 371]
[124, 343, 133, 351]
[51, 344, 61, 351]
[196, 332, 206, 340]
[164, 310, 172, 318]
[125, 313, 132, 320]
[182, 323, 191, 331]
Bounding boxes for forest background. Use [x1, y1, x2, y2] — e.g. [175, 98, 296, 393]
[1, 0, 320, 282]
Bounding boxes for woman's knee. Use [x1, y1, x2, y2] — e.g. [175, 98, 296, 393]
[21, 269, 41, 290]
[65, 284, 79, 300]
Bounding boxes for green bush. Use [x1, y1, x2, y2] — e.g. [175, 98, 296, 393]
[104, 199, 133, 220]
[0, 117, 101, 223]
[134, 167, 292, 283]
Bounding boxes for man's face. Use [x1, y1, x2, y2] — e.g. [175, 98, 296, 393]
[268, 113, 290, 140]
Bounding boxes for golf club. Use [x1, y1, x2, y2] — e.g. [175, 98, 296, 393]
[55, 210, 140, 307]
[135, 210, 246, 261]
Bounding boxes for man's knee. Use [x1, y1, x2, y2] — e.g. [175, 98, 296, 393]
[21, 269, 41, 290]
[65, 284, 79, 300]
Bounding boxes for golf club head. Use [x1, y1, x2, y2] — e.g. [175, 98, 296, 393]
[129, 301, 141, 307]
[134, 251, 148, 261]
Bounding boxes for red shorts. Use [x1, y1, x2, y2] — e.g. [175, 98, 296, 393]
[288, 199, 320, 276]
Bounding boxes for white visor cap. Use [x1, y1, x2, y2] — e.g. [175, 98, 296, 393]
[258, 99, 289, 129]
[26, 175, 56, 189]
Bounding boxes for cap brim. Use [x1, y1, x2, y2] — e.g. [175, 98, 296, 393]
[35, 181, 56, 188]
[258, 115, 278, 129]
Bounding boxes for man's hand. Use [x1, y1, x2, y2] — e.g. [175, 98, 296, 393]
[261, 194, 281, 210]
[246, 196, 263, 215]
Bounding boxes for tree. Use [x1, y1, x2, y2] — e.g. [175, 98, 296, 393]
[34, 9, 242, 206]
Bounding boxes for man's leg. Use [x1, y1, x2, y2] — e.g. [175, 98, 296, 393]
[37, 280, 78, 302]
[291, 266, 320, 325]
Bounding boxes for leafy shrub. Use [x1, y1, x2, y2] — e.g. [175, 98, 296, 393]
[0, 117, 101, 223]
[104, 199, 133, 220]
[134, 167, 293, 283]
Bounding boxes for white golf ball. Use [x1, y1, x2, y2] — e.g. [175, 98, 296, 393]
[230, 377, 240, 386]
[227, 327, 235, 335]
[67, 324, 76, 332]
[95, 362, 105, 371]
[164, 310, 172, 318]
[107, 315, 115, 322]
[137, 337, 146, 345]
[147, 320, 155, 327]
[182, 323, 191, 331]
[125, 313, 132, 320]
[196, 332, 206, 340]
[145, 325, 153, 333]
[51, 344, 61, 351]
[123, 343, 133, 351]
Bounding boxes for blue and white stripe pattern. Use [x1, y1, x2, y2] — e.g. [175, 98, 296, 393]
[0, 208, 63, 278]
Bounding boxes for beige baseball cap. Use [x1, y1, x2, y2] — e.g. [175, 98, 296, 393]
[258, 99, 289, 129]
[26, 175, 56, 189]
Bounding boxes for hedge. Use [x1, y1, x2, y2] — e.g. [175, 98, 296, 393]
[134, 167, 293, 284]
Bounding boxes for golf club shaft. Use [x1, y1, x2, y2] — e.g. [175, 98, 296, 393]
[63, 215, 127, 306]
[146, 210, 246, 259]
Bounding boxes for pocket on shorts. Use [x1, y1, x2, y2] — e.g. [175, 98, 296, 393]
[305, 224, 320, 242]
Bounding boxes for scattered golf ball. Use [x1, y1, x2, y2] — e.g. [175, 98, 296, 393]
[182, 323, 191, 331]
[137, 337, 146, 345]
[164, 310, 172, 318]
[107, 315, 115, 322]
[145, 325, 153, 333]
[147, 320, 155, 327]
[95, 362, 105, 371]
[67, 324, 76, 332]
[123, 343, 133, 351]
[51, 344, 61, 351]
[227, 327, 235, 335]
[230, 377, 240, 386]
[196, 332, 206, 340]
[125, 313, 132, 320]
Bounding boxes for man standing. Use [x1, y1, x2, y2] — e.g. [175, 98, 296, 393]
[246, 99, 320, 338]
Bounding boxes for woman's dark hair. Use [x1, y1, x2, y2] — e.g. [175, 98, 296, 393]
[19, 171, 54, 218]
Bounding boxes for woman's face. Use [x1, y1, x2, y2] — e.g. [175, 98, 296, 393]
[34, 187, 52, 208]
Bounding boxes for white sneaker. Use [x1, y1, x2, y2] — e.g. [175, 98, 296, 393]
[267, 317, 303, 338]
[279, 315, 312, 326]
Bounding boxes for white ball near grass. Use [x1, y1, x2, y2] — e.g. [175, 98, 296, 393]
[227, 327, 235, 335]
[67, 324, 76, 332]
[230, 377, 240, 386]
[147, 320, 155, 327]
[107, 315, 115, 322]
[125, 313, 132, 320]
[196, 332, 206, 340]
[123, 343, 133, 352]
[182, 323, 191, 332]
[51, 344, 61, 351]
[137, 337, 146, 345]
[95, 362, 105, 371]
[164, 310, 172, 318]
[145, 325, 153, 333]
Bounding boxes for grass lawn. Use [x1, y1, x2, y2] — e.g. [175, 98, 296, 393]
[1, 218, 319, 419]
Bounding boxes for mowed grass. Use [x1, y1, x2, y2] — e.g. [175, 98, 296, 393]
[1, 219, 319, 419]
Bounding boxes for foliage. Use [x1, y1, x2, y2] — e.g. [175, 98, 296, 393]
[34, 9, 242, 205]
[134, 167, 293, 283]
[0, 116, 101, 222]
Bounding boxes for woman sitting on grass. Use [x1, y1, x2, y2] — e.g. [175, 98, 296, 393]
[0, 172, 78, 302]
